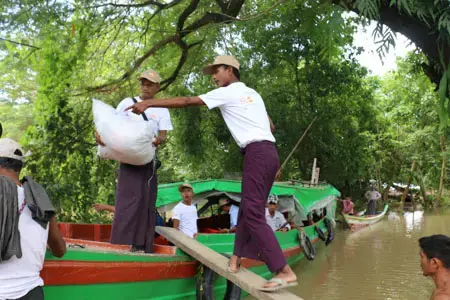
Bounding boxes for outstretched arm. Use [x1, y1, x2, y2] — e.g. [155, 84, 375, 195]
[127, 97, 205, 114]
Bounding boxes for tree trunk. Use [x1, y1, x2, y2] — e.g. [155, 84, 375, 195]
[417, 176, 429, 208]
[436, 135, 447, 206]
[382, 182, 391, 202]
[401, 160, 416, 210]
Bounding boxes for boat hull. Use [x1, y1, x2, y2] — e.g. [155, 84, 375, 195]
[42, 218, 331, 299]
[343, 205, 389, 231]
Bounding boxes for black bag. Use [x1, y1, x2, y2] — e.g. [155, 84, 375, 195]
[132, 98, 161, 170]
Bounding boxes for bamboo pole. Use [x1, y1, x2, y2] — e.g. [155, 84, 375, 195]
[275, 117, 317, 181]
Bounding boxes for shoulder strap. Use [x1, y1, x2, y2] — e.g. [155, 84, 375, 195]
[132, 97, 149, 121]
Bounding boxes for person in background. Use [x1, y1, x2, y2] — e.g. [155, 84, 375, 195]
[265, 195, 290, 232]
[419, 235, 450, 300]
[364, 184, 381, 215]
[172, 183, 198, 238]
[0, 138, 66, 300]
[219, 198, 239, 233]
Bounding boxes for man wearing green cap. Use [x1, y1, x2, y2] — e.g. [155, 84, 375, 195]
[96, 69, 173, 253]
[127, 56, 296, 291]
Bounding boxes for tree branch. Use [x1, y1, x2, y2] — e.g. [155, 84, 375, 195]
[0, 37, 40, 49]
[86, 35, 178, 92]
[86, 0, 246, 93]
[160, 40, 202, 91]
[87, 0, 166, 10]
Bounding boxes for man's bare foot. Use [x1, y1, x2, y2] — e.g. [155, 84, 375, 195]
[263, 265, 297, 289]
[227, 255, 241, 273]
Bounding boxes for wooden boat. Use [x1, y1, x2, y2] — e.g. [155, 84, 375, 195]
[342, 204, 389, 231]
[42, 179, 340, 299]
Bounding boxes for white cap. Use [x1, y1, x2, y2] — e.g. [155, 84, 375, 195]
[0, 138, 27, 162]
[267, 194, 278, 204]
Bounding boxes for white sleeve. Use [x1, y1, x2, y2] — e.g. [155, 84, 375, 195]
[230, 206, 239, 228]
[265, 208, 275, 231]
[280, 213, 291, 230]
[199, 87, 230, 110]
[159, 109, 173, 131]
[172, 205, 182, 220]
[116, 98, 133, 113]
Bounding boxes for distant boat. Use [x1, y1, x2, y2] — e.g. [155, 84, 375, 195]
[342, 204, 389, 231]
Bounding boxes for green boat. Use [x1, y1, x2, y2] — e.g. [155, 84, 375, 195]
[42, 179, 340, 299]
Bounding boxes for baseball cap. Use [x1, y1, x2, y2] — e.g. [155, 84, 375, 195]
[0, 138, 27, 162]
[202, 56, 240, 75]
[267, 194, 278, 204]
[139, 69, 161, 83]
[179, 183, 193, 192]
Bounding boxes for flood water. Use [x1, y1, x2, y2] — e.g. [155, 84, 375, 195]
[249, 209, 450, 300]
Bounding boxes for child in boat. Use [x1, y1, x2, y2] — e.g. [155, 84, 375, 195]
[419, 235, 450, 300]
[172, 183, 198, 238]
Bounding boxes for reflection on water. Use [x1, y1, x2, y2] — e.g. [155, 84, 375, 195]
[247, 210, 450, 300]
[404, 211, 424, 235]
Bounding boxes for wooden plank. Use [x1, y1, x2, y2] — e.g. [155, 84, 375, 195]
[155, 226, 303, 300]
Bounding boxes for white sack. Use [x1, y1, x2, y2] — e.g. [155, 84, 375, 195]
[92, 99, 155, 165]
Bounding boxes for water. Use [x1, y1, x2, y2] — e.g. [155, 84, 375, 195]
[249, 210, 450, 300]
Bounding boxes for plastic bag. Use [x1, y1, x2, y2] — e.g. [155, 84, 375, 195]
[92, 99, 155, 165]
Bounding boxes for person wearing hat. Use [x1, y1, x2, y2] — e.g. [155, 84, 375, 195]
[95, 69, 173, 253]
[265, 195, 290, 232]
[172, 183, 198, 238]
[218, 198, 239, 233]
[0, 138, 66, 300]
[127, 56, 296, 291]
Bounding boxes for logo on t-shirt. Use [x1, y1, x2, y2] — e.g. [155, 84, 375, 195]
[240, 96, 254, 104]
[151, 114, 157, 119]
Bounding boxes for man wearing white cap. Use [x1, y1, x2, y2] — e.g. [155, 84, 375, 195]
[265, 195, 290, 232]
[0, 138, 66, 300]
[95, 69, 173, 253]
[127, 56, 296, 291]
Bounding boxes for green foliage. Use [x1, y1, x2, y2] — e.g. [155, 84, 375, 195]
[0, 0, 449, 221]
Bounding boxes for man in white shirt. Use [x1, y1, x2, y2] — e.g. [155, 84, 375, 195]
[365, 184, 381, 215]
[172, 183, 198, 238]
[265, 195, 290, 232]
[95, 69, 173, 253]
[218, 198, 239, 233]
[0, 138, 66, 300]
[128, 56, 297, 291]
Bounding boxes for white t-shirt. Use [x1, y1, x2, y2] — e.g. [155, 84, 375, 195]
[172, 202, 198, 238]
[116, 96, 173, 137]
[199, 82, 275, 148]
[229, 205, 239, 228]
[265, 208, 291, 231]
[365, 191, 381, 201]
[0, 186, 49, 299]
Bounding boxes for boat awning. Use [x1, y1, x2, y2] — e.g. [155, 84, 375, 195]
[156, 179, 340, 220]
